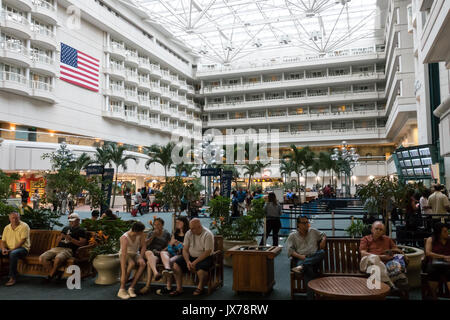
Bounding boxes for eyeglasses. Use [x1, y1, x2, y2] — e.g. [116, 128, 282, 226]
[297, 221, 308, 225]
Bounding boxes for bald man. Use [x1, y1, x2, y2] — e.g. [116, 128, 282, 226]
[170, 218, 214, 296]
[359, 221, 406, 290]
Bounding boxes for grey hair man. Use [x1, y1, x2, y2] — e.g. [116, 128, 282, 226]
[170, 218, 214, 296]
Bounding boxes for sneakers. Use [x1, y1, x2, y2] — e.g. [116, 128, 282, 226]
[128, 287, 137, 298]
[291, 265, 304, 274]
[117, 289, 130, 300]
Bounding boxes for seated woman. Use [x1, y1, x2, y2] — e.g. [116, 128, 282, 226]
[425, 222, 450, 299]
[140, 217, 171, 294]
[117, 221, 146, 300]
[156, 216, 190, 295]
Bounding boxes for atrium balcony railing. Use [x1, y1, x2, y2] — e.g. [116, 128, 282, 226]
[0, 71, 28, 85]
[0, 41, 29, 56]
[31, 80, 53, 91]
[198, 46, 382, 74]
[205, 90, 381, 109]
[31, 25, 55, 38]
[1, 11, 30, 26]
[32, 0, 56, 11]
[31, 53, 54, 65]
[202, 71, 385, 94]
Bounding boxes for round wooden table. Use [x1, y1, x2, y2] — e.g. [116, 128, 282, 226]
[308, 276, 390, 300]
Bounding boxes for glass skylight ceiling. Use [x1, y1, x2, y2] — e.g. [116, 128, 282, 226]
[131, 0, 380, 66]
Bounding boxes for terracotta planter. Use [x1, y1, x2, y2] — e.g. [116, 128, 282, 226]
[92, 253, 120, 285]
[223, 239, 258, 267]
[398, 245, 424, 288]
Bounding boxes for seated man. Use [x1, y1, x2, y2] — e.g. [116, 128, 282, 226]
[39, 213, 87, 281]
[359, 221, 408, 293]
[170, 218, 214, 296]
[0, 212, 31, 286]
[286, 215, 326, 299]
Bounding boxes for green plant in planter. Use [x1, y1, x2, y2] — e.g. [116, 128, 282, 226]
[346, 219, 370, 238]
[0, 202, 16, 232]
[20, 207, 63, 230]
[209, 196, 265, 241]
[357, 177, 425, 225]
[80, 218, 135, 260]
[0, 205, 62, 231]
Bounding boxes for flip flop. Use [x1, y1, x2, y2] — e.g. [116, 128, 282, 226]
[193, 288, 204, 296]
[169, 289, 184, 297]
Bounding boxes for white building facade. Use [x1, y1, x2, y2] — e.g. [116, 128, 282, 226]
[0, 0, 448, 188]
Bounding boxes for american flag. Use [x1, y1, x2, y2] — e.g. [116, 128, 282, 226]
[60, 43, 99, 92]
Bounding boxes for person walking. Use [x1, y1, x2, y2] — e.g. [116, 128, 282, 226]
[31, 189, 40, 210]
[260, 192, 282, 246]
[124, 188, 132, 213]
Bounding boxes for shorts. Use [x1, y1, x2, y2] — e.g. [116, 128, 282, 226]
[125, 253, 141, 264]
[40, 247, 73, 263]
[426, 263, 450, 281]
[175, 255, 213, 273]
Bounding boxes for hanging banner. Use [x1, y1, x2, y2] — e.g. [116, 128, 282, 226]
[220, 170, 233, 198]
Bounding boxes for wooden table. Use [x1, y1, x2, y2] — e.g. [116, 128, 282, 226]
[308, 276, 390, 300]
[225, 245, 281, 294]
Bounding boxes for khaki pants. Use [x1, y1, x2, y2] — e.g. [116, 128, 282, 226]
[40, 247, 73, 263]
[360, 254, 392, 285]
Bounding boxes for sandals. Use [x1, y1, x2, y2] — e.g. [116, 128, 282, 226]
[154, 273, 162, 281]
[169, 289, 184, 297]
[139, 286, 150, 295]
[193, 288, 204, 296]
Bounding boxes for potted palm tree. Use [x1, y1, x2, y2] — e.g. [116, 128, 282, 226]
[209, 196, 265, 266]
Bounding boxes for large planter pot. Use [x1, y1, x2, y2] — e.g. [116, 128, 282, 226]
[223, 239, 258, 267]
[92, 253, 120, 285]
[398, 245, 424, 288]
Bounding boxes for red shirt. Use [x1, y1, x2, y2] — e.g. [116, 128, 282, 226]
[360, 235, 396, 255]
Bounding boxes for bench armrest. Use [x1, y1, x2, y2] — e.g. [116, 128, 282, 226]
[75, 244, 95, 260]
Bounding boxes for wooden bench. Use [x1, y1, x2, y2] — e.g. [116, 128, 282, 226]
[290, 237, 409, 299]
[290, 238, 363, 299]
[421, 238, 450, 299]
[135, 235, 224, 295]
[0, 230, 94, 279]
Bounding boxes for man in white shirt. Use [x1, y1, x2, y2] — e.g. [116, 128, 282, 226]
[428, 184, 450, 219]
[170, 218, 214, 297]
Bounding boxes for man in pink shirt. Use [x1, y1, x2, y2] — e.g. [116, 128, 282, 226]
[359, 221, 407, 293]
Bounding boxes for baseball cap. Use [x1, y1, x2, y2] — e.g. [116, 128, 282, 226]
[68, 213, 80, 221]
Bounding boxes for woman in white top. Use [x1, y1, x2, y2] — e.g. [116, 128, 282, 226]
[420, 188, 433, 215]
[117, 221, 146, 300]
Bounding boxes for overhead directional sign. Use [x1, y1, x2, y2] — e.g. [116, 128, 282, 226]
[201, 168, 222, 176]
[85, 165, 104, 175]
